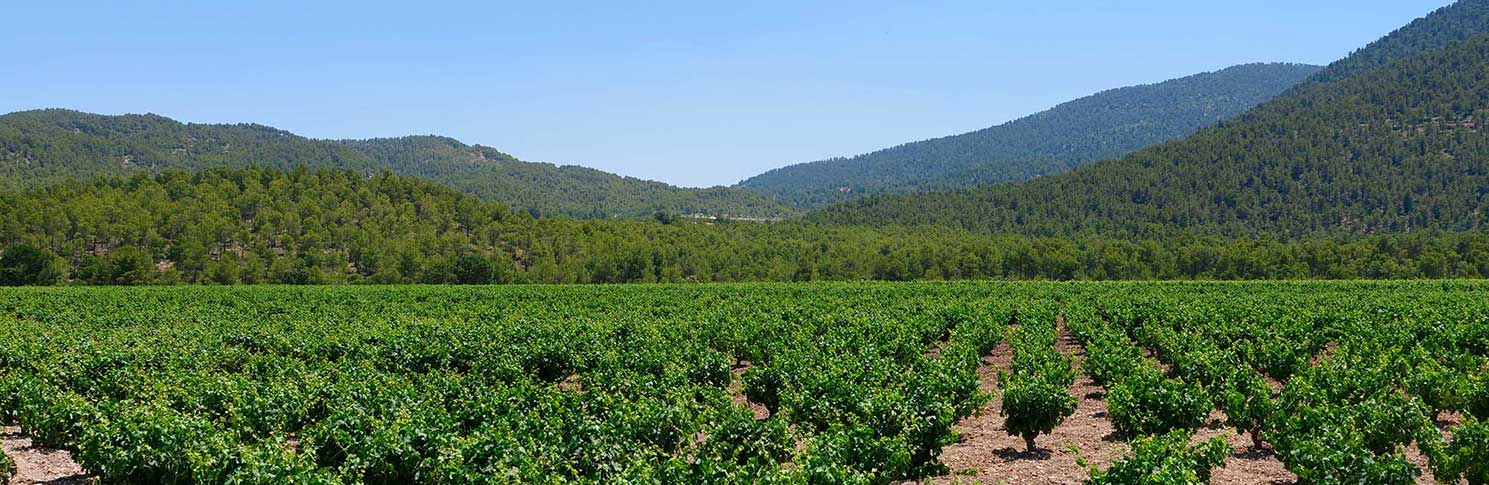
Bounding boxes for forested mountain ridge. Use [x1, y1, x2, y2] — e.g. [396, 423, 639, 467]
[736, 63, 1322, 208]
[0, 109, 793, 219]
[331, 135, 794, 219]
[1294, 0, 1489, 88]
[813, 1, 1489, 239]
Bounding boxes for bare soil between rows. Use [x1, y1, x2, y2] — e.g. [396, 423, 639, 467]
[1, 426, 90, 485]
[909, 318, 1306, 485]
[0, 332, 1462, 485]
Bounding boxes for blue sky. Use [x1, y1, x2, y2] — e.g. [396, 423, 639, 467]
[1, 1, 1454, 187]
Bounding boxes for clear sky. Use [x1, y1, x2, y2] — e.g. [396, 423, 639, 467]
[1, 1, 1455, 187]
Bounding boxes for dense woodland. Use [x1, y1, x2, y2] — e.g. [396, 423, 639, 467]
[737, 63, 1321, 208]
[0, 111, 791, 219]
[816, 10, 1489, 239]
[0, 167, 1485, 286]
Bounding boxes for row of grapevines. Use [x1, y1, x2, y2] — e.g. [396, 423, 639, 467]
[1063, 300, 1229, 483]
[1087, 282, 1489, 484]
[0, 283, 1044, 484]
[998, 302, 1077, 452]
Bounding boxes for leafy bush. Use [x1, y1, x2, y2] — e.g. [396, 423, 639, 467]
[17, 384, 99, 450]
[75, 402, 229, 484]
[1000, 372, 1077, 452]
[1432, 417, 1489, 485]
[1219, 369, 1274, 450]
[1469, 374, 1489, 420]
[222, 440, 343, 485]
[0, 448, 14, 485]
[699, 411, 795, 467]
[1107, 369, 1210, 438]
[1085, 431, 1228, 485]
[1269, 356, 1432, 485]
[1404, 348, 1468, 420]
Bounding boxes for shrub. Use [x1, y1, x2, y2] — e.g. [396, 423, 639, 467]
[1107, 369, 1210, 438]
[1433, 417, 1489, 485]
[0, 449, 14, 485]
[1086, 431, 1228, 484]
[75, 402, 227, 484]
[1000, 370, 1077, 452]
[1219, 369, 1274, 450]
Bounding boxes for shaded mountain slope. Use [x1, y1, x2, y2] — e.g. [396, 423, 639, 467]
[738, 63, 1321, 208]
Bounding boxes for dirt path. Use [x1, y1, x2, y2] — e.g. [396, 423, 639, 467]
[1, 427, 89, 485]
[1190, 410, 1295, 484]
[1400, 411, 1463, 485]
[916, 318, 1126, 485]
[910, 313, 1387, 485]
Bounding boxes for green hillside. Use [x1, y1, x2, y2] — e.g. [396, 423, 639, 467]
[0, 110, 792, 219]
[813, 0, 1489, 239]
[737, 63, 1321, 208]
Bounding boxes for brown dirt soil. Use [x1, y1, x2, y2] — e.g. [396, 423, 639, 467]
[906, 315, 1381, 485]
[911, 323, 1128, 485]
[729, 359, 771, 420]
[1, 426, 90, 485]
[1401, 410, 1466, 485]
[1190, 410, 1296, 484]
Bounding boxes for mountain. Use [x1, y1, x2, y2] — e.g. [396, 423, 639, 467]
[1297, 0, 1489, 88]
[0, 109, 793, 219]
[331, 136, 792, 219]
[737, 63, 1323, 208]
[812, 0, 1489, 240]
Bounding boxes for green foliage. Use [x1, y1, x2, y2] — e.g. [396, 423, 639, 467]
[999, 374, 1076, 451]
[75, 402, 228, 484]
[222, 441, 343, 485]
[1106, 369, 1210, 438]
[1269, 349, 1436, 484]
[0, 243, 62, 286]
[0, 283, 1041, 483]
[450, 255, 505, 285]
[999, 314, 1078, 451]
[1218, 368, 1274, 449]
[1471, 374, 1489, 419]
[2, 167, 1488, 286]
[1434, 417, 1489, 485]
[1085, 431, 1229, 485]
[0, 448, 12, 485]
[1404, 346, 1469, 419]
[697, 411, 794, 467]
[78, 246, 156, 285]
[739, 63, 1320, 208]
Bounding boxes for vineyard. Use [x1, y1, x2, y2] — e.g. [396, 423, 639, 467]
[0, 282, 1486, 484]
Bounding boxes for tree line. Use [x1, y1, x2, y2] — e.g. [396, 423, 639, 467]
[0, 167, 1485, 286]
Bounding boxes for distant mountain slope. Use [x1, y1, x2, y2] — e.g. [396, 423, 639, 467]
[812, 0, 1489, 239]
[1297, 0, 1489, 87]
[738, 63, 1322, 208]
[0, 110, 792, 219]
[332, 136, 794, 219]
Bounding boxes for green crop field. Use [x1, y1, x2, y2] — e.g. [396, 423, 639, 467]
[1, 282, 1487, 484]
